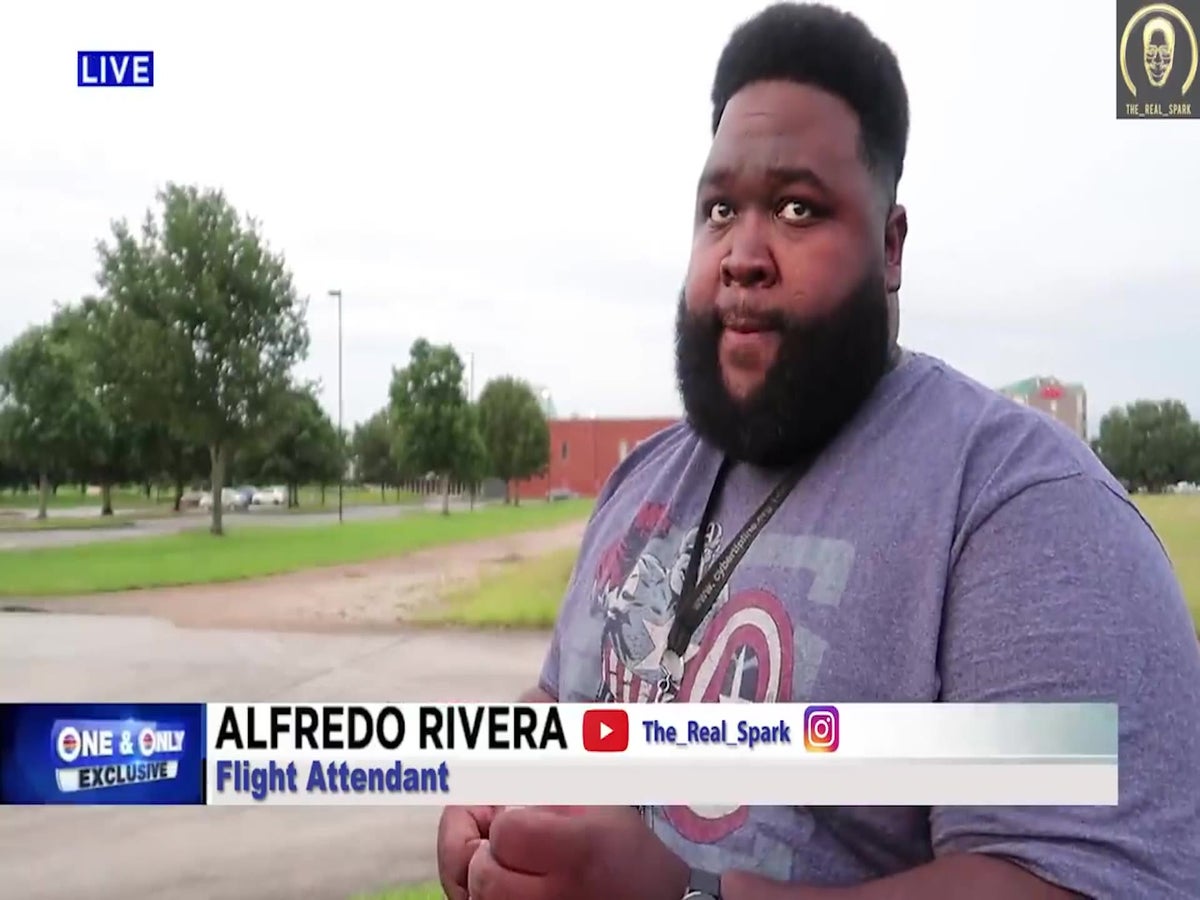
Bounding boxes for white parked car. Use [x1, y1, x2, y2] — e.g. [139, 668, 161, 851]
[198, 488, 251, 511]
[251, 486, 287, 506]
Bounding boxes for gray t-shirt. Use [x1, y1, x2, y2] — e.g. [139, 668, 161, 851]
[539, 351, 1200, 898]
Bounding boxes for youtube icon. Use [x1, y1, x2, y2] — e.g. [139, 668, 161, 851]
[582, 708, 629, 752]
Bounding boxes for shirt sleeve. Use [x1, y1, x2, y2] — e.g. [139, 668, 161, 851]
[536, 424, 686, 701]
[535, 457, 628, 699]
[933, 473, 1200, 899]
[536, 615, 565, 700]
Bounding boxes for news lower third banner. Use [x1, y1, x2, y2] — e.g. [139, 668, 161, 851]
[0, 702, 1118, 806]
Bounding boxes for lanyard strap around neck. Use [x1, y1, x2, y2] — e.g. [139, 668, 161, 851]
[658, 455, 808, 700]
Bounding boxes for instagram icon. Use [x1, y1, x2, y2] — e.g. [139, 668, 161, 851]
[803, 705, 840, 752]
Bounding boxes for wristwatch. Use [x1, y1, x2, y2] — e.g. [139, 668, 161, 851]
[682, 868, 722, 899]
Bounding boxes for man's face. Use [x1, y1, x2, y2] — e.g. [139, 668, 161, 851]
[676, 80, 906, 466]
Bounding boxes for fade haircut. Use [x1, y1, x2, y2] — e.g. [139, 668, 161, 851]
[710, 2, 909, 207]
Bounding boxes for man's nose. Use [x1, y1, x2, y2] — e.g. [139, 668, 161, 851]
[720, 223, 778, 289]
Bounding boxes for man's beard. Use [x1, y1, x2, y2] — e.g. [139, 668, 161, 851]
[675, 273, 891, 468]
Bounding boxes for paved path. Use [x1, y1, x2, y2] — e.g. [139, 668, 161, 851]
[0, 499, 478, 550]
[0, 611, 549, 900]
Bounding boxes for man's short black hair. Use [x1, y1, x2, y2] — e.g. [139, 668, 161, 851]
[711, 2, 909, 205]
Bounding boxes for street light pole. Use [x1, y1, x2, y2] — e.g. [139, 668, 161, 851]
[327, 289, 344, 524]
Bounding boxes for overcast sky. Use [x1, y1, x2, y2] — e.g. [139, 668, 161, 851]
[2, 1, 1197, 435]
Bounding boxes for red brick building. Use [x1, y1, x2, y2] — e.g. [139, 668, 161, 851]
[517, 417, 679, 500]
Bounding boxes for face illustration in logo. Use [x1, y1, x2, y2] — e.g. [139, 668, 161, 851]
[1144, 16, 1176, 87]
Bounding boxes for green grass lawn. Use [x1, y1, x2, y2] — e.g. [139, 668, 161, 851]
[0, 516, 136, 533]
[1134, 494, 1200, 626]
[416, 546, 579, 629]
[350, 884, 442, 900]
[0, 500, 593, 596]
[0, 487, 165, 511]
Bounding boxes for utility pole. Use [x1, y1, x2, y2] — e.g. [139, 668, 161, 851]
[327, 289, 344, 524]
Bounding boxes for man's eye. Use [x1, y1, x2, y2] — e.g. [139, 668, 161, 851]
[707, 202, 735, 224]
[778, 200, 814, 222]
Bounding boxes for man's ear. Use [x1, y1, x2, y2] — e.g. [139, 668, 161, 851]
[885, 205, 907, 295]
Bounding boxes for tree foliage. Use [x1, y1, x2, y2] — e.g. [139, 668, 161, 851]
[352, 408, 404, 498]
[476, 376, 550, 504]
[1094, 399, 1200, 492]
[0, 312, 103, 518]
[451, 404, 489, 510]
[0, 185, 573, 526]
[96, 183, 310, 534]
[239, 386, 342, 506]
[389, 339, 477, 513]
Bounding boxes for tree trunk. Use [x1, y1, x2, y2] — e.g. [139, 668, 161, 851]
[79, 481, 86, 496]
[173, 476, 184, 512]
[209, 444, 226, 536]
[504, 480, 511, 505]
[380, 482, 386, 503]
[320, 483, 326, 505]
[100, 481, 114, 517]
[469, 483, 476, 512]
[441, 473, 451, 516]
[37, 472, 49, 520]
[144, 481, 152, 499]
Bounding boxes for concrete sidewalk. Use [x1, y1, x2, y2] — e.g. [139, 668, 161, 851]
[0, 612, 549, 900]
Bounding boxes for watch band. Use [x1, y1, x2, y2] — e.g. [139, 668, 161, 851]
[682, 867, 722, 899]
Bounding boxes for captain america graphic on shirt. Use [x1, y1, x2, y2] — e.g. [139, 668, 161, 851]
[588, 500, 797, 847]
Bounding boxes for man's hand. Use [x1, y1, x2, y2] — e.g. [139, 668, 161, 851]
[436, 805, 502, 900]
[467, 805, 690, 900]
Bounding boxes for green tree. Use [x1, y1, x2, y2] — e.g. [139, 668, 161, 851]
[389, 339, 474, 514]
[241, 387, 341, 507]
[0, 312, 106, 519]
[352, 408, 403, 501]
[0, 404, 31, 496]
[96, 184, 310, 535]
[476, 375, 550, 505]
[73, 297, 145, 515]
[453, 404, 490, 511]
[1094, 399, 1200, 492]
[153, 430, 209, 510]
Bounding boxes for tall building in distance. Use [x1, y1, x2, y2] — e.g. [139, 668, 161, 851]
[999, 376, 1087, 439]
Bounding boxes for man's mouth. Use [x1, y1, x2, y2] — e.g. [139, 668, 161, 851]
[721, 314, 781, 335]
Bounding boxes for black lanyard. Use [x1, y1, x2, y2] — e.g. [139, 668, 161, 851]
[656, 455, 809, 702]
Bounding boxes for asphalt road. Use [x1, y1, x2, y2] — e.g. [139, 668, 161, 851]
[0, 499, 480, 551]
[0, 610, 549, 900]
